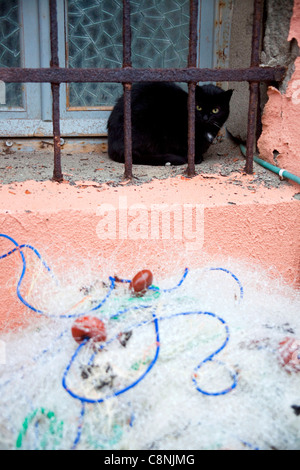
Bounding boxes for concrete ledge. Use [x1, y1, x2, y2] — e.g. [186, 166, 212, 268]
[0, 174, 299, 331]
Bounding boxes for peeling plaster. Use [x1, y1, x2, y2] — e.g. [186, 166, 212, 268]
[258, 0, 300, 179]
[261, 0, 299, 92]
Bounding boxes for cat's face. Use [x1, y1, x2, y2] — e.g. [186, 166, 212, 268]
[195, 85, 233, 142]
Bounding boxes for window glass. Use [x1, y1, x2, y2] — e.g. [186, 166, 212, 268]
[0, 0, 23, 107]
[67, 0, 190, 108]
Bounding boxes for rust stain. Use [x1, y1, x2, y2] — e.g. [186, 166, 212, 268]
[216, 49, 227, 61]
[100, 142, 108, 153]
[0, 66, 286, 84]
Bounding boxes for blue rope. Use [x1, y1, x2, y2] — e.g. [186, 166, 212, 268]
[0, 233, 245, 449]
[158, 310, 238, 396]
[240, 438, 260, 451]
[0, 235, 243, 317]
[63, 308, 237, 403]
[149, 267, 189, 292]
[208, 267, 244, 301]
[0, 234, 115, 318]
[71, 402, 86, 450]
[62, 309, 161, 405]
[64, 307, 237, 448]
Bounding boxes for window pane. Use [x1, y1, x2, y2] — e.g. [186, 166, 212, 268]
[0, 0, 23, 107]
[66, 0, 190, 108]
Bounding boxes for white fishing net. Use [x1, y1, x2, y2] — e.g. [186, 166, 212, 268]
[0, 234, 299, 450]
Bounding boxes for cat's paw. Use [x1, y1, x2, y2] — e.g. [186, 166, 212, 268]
[195, 155, 203, 164]
[163, 155, 187, 166]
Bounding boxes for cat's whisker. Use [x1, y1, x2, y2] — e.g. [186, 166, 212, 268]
[210, 122, 221, 129]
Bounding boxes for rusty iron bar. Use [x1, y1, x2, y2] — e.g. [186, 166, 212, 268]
[49, 0, 59, 68]
[123, 0, 133, 180]
[123, 83, 132, 179]
[246, 81, 259, 174]
[187, 0, 199, 177]
[187, 82, 196, 177]
[51, 83, 62, 181]
[49, 0, 63, 182]
[0, 0, 287, 180]
[251, 0, 263, 66]
[188, 0, 198, 68]
[123, 0, 132, 68]
[0, 66, 286, 84]
[245, 0, 264, 174]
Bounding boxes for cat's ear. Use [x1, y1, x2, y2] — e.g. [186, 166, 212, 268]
[224, 89, 234, 101]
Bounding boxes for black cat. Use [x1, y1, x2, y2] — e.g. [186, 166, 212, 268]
[107, 82, 233, 166]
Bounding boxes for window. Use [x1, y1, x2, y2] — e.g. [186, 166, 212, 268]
[0, 0, 233, 137]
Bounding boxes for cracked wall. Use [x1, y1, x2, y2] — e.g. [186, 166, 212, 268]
[258, 0, 300, 178]
[227, 0, 299, 163]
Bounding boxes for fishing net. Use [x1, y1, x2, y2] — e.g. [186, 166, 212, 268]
[0, 233, 299, 450]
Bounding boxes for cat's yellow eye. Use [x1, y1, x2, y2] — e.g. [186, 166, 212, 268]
[196, 105, 202, 111]
[212, 107, 219, 114]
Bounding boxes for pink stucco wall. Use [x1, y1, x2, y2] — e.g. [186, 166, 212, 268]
[1, 3, 300, 332]
[0, 174, 299, 331]
[258, 0, 300, 178]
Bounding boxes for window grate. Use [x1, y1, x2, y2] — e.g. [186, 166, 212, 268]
[0, 0, 286, 182]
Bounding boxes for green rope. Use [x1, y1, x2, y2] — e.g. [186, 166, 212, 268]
[16, 408, 63, 450]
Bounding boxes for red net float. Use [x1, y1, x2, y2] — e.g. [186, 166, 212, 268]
[71, 316, 107, 344]
[277, 337, 300, 373]
[130, 270, 153, 296]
